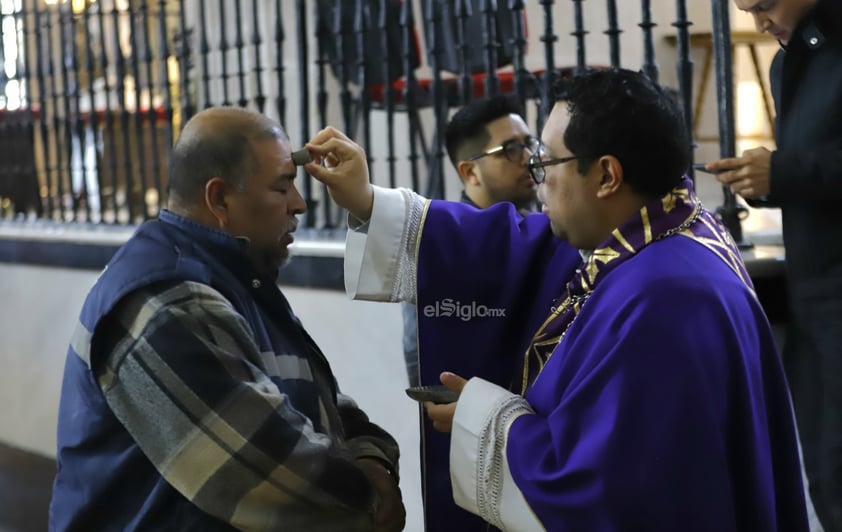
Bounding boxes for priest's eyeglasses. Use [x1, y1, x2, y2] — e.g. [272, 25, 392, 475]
[467, 136, 541, 163]
[526, 154, 579, 184]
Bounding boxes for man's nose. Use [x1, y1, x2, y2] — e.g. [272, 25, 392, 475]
[753, 13, 770, 34]
[289, 184, 307, 215]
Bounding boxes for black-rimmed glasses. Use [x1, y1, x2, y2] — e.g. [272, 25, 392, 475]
[467, 136, 541, 163]
[526, 154, 578, 184]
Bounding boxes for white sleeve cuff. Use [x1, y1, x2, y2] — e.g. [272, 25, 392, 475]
[344, 186, 413, 301]
[450, 378, 544, 531]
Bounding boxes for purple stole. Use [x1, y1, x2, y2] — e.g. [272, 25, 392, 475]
[521, 176, 752, 393]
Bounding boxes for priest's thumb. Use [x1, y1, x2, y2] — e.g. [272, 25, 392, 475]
[439, 372, 467, 394]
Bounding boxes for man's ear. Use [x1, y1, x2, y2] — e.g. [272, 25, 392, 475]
[205, 177, 232, 227]
[596, 155, 623, 198]
[457, 160, 481, 186]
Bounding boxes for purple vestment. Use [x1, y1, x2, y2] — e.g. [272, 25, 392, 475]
[415, 200, 581, 531]
[415, 180, 808, 531]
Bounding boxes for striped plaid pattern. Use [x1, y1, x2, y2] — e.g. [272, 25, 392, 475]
[87, 280, 397, 530]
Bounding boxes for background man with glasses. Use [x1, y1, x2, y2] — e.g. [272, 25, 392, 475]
[304, 68, 809, 530]
[447, 95, 540, 213]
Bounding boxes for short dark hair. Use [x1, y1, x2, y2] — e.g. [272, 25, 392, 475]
[167, 108, 285, 204]
[555, 68, 691, 198]
[444, 94, 525, 168]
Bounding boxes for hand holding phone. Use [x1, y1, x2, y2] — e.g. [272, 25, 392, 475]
[693, 163, 722, 174]
[405, 384, 459, 404]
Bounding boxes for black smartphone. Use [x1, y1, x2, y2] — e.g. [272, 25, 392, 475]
[405, 385, 459, 404]
[693, 163, 722, 174]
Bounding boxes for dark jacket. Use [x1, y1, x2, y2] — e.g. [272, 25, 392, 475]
[768, 0, 842, 293]
[50, 210, 397, 531]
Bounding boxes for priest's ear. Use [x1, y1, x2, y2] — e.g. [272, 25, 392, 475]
[596, 155, 624, 198]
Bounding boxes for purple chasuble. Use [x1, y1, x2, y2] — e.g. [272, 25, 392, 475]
[415, 178, 808, 531]
[510, 178, 807, 530]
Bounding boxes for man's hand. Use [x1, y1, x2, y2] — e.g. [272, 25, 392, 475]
[705, 147, 772, 199]
[303, 127, 374, 222]
[425, 372, 468, 433]
[357, 458, 406, 532]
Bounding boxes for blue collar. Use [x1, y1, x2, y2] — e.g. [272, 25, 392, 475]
[158, 209, 250, 253]
[156, 209, 282, 280]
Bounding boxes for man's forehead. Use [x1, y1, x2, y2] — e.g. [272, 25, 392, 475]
[253, 137, 294, 167]
[540, 104, 571, 145]
[254, 135, 288, 148]
[734, 0, 775, 11]
[485, 114, 530, 140]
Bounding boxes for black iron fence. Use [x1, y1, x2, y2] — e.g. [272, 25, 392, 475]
[0, 0, 745, 240]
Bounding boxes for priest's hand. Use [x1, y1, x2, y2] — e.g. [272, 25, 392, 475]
[357, 458, 406, 532]
[304, 127, 374, 221]
[705, 147, 772, 199]
[425, 372, 468, 433]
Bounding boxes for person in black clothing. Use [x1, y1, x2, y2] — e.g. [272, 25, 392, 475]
[708, 0, 842, 529]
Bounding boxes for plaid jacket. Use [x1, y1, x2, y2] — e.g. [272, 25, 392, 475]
[51, 211, 399, 531]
